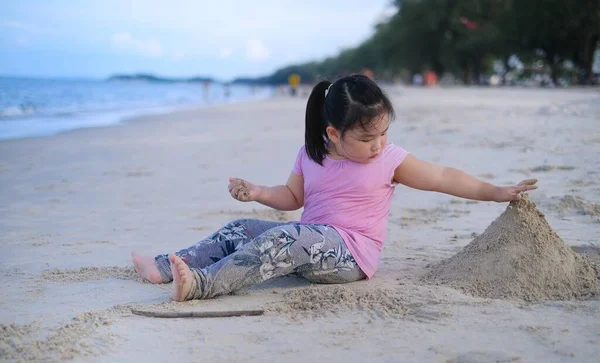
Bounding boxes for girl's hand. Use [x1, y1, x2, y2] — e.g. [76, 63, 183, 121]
[493, 179, 538, 202]
[228, 178, 262, 202]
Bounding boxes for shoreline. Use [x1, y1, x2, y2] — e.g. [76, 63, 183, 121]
[0, 80, 275, 142]
[2, 84, 598, 144]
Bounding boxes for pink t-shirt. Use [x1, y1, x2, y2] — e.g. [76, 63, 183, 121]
[292, 143, 409, 278]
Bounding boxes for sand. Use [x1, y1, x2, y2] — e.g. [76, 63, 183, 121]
[267, 285, 413, 319]
[1, 306, 130, 362]
[40, 266, 145, 284]
[548, 195, 600, 218]
[1, 87, 600, 362]
[425, 195, 600, 302]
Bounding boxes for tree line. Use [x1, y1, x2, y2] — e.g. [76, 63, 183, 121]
[235, 0, 599, 85]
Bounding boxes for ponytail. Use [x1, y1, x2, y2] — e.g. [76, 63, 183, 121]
[305, 80, 332, 165]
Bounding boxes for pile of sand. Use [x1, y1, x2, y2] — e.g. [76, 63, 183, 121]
[267, 285, 412, 318]
[425, 195, 600, 302]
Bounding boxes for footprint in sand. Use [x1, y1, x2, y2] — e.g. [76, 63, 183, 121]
[445, 351, 522, 363]
[126, 171, 153, 177]
[395, 207, 470, 227]
[570, 179, 598, 187]
[477, 173, 495, 180]
[40, 266, 145, 284]
[529, 165, 576, 173]
[62, 240, 115, 247]
[103, 168, 154, 178]
[546, 195, 600, 218]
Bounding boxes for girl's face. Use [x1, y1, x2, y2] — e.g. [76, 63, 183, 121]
[326, 113, 390, 163]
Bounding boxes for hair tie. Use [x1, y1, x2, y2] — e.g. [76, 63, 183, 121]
[325, 83, 333, 97]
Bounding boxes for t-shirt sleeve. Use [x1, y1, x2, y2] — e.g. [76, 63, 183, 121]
[385, 143, 409, 183]
[291, 145, 305, 176]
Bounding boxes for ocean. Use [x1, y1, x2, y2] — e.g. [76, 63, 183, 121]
[0, 77, 273, 141]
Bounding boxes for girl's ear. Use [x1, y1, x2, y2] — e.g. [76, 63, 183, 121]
[325, 126, 341, 144]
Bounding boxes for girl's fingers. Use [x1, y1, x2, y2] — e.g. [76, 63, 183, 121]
[230, 185, 242, 198]
[228, 183, 239, 193]
[228, 179, 246, 193]
[232, 185, 251, 201]
[518, 185, 538, 192]
[228, 178, 242, 186]
[518, 179, 538, 186]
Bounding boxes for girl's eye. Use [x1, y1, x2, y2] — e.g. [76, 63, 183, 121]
[361, 139, 373, 143]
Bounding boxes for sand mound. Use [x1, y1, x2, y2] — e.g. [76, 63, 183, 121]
[425, 195, 600, 302]
[267, 285, 412, 318]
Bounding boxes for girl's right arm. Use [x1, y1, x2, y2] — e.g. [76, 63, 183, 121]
[228, 173, 304, 211]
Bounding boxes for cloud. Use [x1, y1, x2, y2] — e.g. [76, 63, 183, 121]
[245, 39, 269, 61]
[0, 20, 53, 46]
[219, 47, 233, 58]
[0, 20, 39, 32]
[15, 35, 29, 45]
[110, 32, 164, 58]
[171, 50, 187, 62]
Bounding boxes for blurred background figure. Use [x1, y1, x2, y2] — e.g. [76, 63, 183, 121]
[287, 73, 301, 97]
[424, 70, 438, 87]
[412, 73, 424, 86]
[361, 68, 375, 80]
[223, 83, 231, 100]
[202, 80, 211, 100]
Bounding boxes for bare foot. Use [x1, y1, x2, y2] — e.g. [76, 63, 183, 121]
[169, 254, 194, 302]
[131, 251, 163, 284]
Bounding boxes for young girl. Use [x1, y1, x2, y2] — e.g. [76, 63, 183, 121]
[132, 75, 537, 301]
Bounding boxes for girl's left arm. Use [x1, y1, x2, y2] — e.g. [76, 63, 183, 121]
[393, 154, 538, 202]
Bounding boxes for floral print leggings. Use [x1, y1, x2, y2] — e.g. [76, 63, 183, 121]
[155, 219, 366, 300]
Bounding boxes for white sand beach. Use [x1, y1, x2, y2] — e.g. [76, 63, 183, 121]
[1, 86, 599, 362]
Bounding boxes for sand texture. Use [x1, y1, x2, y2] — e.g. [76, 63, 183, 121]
[1, 87, 599, 362]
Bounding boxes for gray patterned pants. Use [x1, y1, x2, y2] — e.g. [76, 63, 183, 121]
[155, 219, 366, 300]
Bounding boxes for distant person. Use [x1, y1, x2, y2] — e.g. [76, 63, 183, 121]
[223, 84, 231, 100]
[132, 75, 538, 301]
[288, 73, 301, 96]
[203, 80, 211, 100]
[425, 70, 438, 86]
[412, 73, 423, 86]
[361, 68, 375, 80]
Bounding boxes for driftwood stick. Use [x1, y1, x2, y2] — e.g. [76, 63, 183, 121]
[131, 309, 264, 318]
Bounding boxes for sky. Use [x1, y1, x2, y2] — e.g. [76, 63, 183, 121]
[0, 0, 395, 81]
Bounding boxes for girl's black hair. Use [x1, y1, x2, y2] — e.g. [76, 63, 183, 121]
[304, 74, 395, 165]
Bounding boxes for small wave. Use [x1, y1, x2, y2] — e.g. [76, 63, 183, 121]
[0, 105, 37, 118]
[0, 78, 274, 140]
